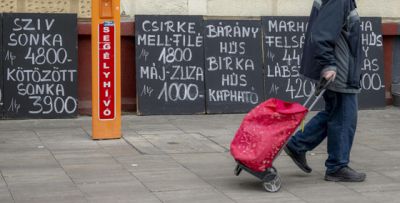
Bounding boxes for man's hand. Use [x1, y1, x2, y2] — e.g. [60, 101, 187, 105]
[323, 70, 336, 81]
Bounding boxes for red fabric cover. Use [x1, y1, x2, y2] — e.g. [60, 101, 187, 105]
[230, 98, 308, 172]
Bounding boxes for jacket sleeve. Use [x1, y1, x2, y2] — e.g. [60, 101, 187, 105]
[311, 0, 347, 73]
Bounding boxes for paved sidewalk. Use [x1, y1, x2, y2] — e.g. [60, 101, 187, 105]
[0, 107, 399, 203]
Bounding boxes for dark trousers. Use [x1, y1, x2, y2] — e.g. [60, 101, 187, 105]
[287, 90, 358, 173]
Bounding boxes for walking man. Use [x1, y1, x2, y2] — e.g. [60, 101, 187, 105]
[284, 0, 366, 182]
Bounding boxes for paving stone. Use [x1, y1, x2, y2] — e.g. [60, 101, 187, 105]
[0, 196, 13, 203]
[43, 140, 100, 151]
[155, 188, 234, 203]
[115, 155, 182, 173]
[141, 133, 226, 154]
[305, 195, 373, 203]
[14, 195, 87, 203]
[123, 136, 165, 155]
[0, 152, 60, 170]
[2, 167, 70, 186]
[0, 130, 40, 142]
[0, 146, 52, 159]
[285, 182, 361, 202]
[87, 196, 161, 203]
[350, 145, 400, 169]
[9, 181, 83, 202]
[361, 190, 400, 203]
[132, 167, 213, 192]
[58, 153, 134, 184]
[129, 123, 182, 135]
[35, 127, 88, 137]
[171, 153, 236, 178]
[53, 149, 112, 162]
[169, 115, 243, 133]
[96, 139, 131, 148]
[382, 150, 400, 158]
[63, 165, 134, 185]
[77, 180, 160, 202]
[375, 168, 400, 182]
[194, 129, 235, 150]
[78, 180, 147, 196]
[205, 176, 304, 202]
[0, 177, 14, 203]
[340, 171, 399, 193]
[99, 145, 142, 157]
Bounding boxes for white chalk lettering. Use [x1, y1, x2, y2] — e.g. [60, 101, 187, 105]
[142, 20, 196, 34]
[206, 23, 259, 38]
[286, 78, 314, 99]
[208, 89, 258, 104]
[8, 33, 63, 47]
[29, 96, 77, 114]
[219, 41, 246, 55]
[158, 82, 200, 102]
[268, 20, 308, 33]
[221, 73, 247, 87]
[137, 34, 202, 47]
[158, 47, 193, 64]
[170, 65, 203, 81]
[207, 56, 255, 71]
[7, 68, 76, 83]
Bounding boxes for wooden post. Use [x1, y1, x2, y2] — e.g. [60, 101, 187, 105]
[91, 0, 121, 139]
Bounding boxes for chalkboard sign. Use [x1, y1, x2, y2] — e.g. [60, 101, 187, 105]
[135, 15, 205, 115]
[2, 13, 78, 119]
[358, 18, 385, 108]
[262, 17, 319, 108]
[262, 16, 385, 109]
[204, 20, 263, 113]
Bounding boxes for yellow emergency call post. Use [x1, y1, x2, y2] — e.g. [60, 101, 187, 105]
[91, 0, 121, 139]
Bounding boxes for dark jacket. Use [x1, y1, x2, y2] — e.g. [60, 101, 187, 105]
[301, 0, 362, 93]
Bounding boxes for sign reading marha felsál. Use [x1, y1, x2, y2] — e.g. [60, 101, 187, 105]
[2, 13, 78, 119]
[262, 16, 385, 109]
[98, 21, 116, 120]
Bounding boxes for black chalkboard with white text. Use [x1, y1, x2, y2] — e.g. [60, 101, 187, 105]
[135, 15, 205, 115]
[2, 13, 78, 119]
[358, 18, 385, 108]
[204, 20, 264, 113]
[262, 16, 385, 109]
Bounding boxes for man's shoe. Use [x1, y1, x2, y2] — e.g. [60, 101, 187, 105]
[283, 145, 312, 173]
[325, 167, 366, 182]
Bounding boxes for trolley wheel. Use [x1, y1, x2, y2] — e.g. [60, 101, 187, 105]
[262, 167, 281, 192]
[234, 164, 242, 176]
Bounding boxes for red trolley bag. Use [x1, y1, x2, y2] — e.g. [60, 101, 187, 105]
[231, 79, 331, 192]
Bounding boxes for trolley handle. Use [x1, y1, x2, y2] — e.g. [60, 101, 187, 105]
[315, 77, 332, 96]
[303, 78, 333, 111]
